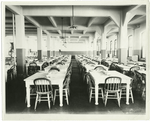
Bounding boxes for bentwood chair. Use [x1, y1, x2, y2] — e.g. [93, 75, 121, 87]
[109, 63, 117, 71]
[7, 65, 16, 82]
[53, 74, 71, 105]
[104, 77, 122, 107]
[42, 62, 49, 70]
[94, 65, 106, 72]
[120, 79, 134, 103]
[34, 78, 53, 110]
[86, 73, 104, 103]
[28, 62, 40, 76]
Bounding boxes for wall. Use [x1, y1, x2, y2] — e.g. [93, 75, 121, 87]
[107, 34, 117, 57]
[60, 42, 87, 55]
[133, 22, 146, 59]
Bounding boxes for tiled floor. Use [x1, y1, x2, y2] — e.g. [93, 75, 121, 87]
[5, 59, 146, 115]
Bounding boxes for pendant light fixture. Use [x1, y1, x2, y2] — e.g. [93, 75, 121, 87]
[69, 5, 77, 30]
[60, 17, 65, 40]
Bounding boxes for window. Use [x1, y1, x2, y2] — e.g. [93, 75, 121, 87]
[114, 39, 117, 56]
[128, 35, 133, 56]
[141, 31, 146, 58]
[110, 41, 112, 54]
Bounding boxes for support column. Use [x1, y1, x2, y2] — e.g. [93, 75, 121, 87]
[116, 33, 119, 58]
[118, 21, 128, 65]
[47, 35, 51, 58]
[15, 15, 26, 76]
[93, 32, 99, 58]
[85, 40, 89, 56]
[101, 32, 107, 59]
[37, 28, 43, 60]
[97, 40, 101, 56]
[93, 38, 97, 58]
[53, 38, 55, 57]
[55, 38, 59, 56]
[89, 37, 93, 58]
[50, 37, 53, 57]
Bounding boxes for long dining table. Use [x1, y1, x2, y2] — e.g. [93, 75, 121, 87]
[89, 70, 132, 105]
[24, 68, 67, 107]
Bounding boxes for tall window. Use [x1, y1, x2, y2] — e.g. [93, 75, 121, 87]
[110, 41, 112, 54]
[128, 35, 133, 56]
[114, 39, 117, 56]
[141, 31, 146, 58]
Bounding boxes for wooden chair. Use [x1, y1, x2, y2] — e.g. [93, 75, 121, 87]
[42, 62, 49, 70]
[130, 66, 140, 72]
[115, 65, 124, 74]
[7, 65, 16, 82]
[133, 70, 146, 100]
[86, 73, 104, 103]
[94, 65, 106, 72]
[104, 77, 122, 107]
[53, 74, 71, 105]
[28, 62, 40, 76]
[141, 73, 146, 101]
[120, 79, 134, 103]
[109, 63, 117, 71]
[34, 78, 53, 110]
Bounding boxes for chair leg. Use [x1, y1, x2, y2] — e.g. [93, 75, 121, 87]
[130, 89, 134, 103]
[53, 90, 57, 105]
[68, 88, 70, 96]
[65, 90, 69, 105]
[89, 89, 92, 103]
[117, 92, 120, 107]
[50, 92, 54, 102]
[101, 89, 104, 102]
[34, 94, 38, 110]
[120, 90, 122, 101]
[104, 92, 108, 106]
[47, 94, 50, 109]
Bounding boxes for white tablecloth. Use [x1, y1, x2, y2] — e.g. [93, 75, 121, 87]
[89, 70, 132, 105]
[24, 70, 67, 107]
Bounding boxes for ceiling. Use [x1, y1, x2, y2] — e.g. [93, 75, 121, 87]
[5, 5, 146, 42]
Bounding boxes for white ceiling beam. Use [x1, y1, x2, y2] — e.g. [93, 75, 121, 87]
[71, 30, 74, 34]
[23, 6, 119, 17]
[42, 25, 99, 31]
[48, 17, 57, 27]
[106, 28, 119, 37]
[57, 30, 62, 35]
[25, 16, 41, 28]
[104, 18, 112, 27]
[129, 15, 145, 23]
[5, 19, 30, 23]
[87, 17, 96, 27]
[6, 24, 36, 28]
[43, 30, 50, 35]
[83, 30, 86, 34]
[124, 5, 142, 14]
[47, 16, 62, 34]
[70, 17, 73, 26]
[6, 5, 23, 15]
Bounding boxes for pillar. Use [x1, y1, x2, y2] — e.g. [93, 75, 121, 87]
[97, 40, 101, 56]
[93, 38, 97, 58]
[116, 33, 119, 58]
[85, 40, 89, 56]
[101, 32, 107, 59]
[47, 35, 51, 58]
[37, 28, 43, 60]
[15, 15, 26, 76]
[118, 13, 128, 65]
[53, 38, 55, 56]
[89, 36, 93, 58]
